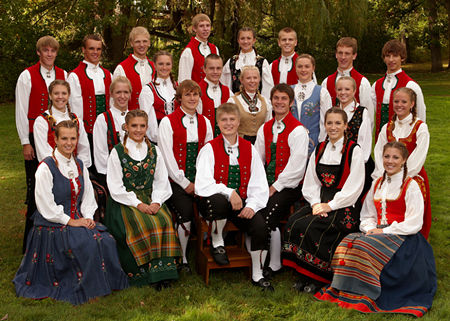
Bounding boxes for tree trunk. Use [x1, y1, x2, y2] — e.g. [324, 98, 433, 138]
[427, 0, 443, 72]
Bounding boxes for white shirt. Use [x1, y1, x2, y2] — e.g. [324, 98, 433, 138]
[113, 54, 153, 86]
[341, 102, 372, 162]
[321, 67, 374, 129]
[33, 106, 91, 167]
[228, 92, 273, 122]
[92, 104, 127, 174]
[370, 68, 426, 123]
[373, 114, 429, 179]
[293, 80, 332, 142]
[15, 65, 68, 145]
[302, 137, 365, 210]
[178, 37, 219, 83]
[195, 135, 269, 213]
[139, 78, 176, 142]
[221, 49, 274, 99]
[197, 78, 234, 114]
[107, 138, 172, 207]
[35, 149, 97, 225]
[360, 171, 424, 235]
[254, 117, 309, 191]
[67, 60, 109, 121]
[158, 108, 214, 189]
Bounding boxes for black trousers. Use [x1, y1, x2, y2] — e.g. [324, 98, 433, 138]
[166, 182, 196, 224]
[264, 185, 302, 231]
[198, 193, 268, 251]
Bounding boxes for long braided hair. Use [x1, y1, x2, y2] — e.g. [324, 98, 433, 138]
[122, 109, 152, 155]
[47, 79, 77, 128]
[324, 107, 349, 153]
[336, 76, 358, 110]
[52, 119, 79, 167]
[153, 50, 177, 90]
[379, 141, 409, 188]
[391, 87, 417, 131]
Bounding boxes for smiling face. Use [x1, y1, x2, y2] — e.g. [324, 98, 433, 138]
[278, 31, 297, 56]
[125, 116, 147, 143]
[336, 79, 356, 107]
[325, 112, 347, 143]
[217, 111, 240, 138]
[204, 58, 223, 84]
[193, 20, 211, 42]
[180, 89, 200, 115]
[384, 53, 402, 73]
[271, 90, 292, 118]
[37, 46, 57, 70]
[111, 82, 131, 111]
[295, 57, 314, 83]
[82, 39, 102, 65]
[336, 45, 356, 71]
[241, 69, 260, 93]
[238, 31, 256, 53]
[155, 54, 172, 79]
[383, 147, 406, 176]
[393, 90, 414, 120]
[55, 127, 78, 159]
[49, 84, 69, 112]
[131, 34, 150, 59]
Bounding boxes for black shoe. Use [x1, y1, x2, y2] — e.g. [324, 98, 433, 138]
[263, 266, 283, 280]
[155, 280, 172, 291]
[292, 279, 306, 292]
[210, 245, 229, 265]
[252, 278, 274, 292]
[303, 282, 321, 294]
[178, 263, 191, 274]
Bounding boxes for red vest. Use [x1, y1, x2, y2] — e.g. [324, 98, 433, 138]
[71, 61, 111, 134]
[210, 135, 252, 199]
[102, 110, 120, 152]
[374, 176, 413, 225]
[184, 37, 218, 83]
[326, 68, 364, 106]
[263, 113, 302, 180]
[386, 119, 423, 155]
[198, 79, 230, 129]
[168, 107, 208, 172]
[40, 111, 80, 154]
[374, 70, 414, 137]
[26, 62, 66, 132]
[146, 82, 176, 121]
[118, 54, 155, 110]
[271, 52, 299, 85]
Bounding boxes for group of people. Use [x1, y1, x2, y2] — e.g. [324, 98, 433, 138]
[13, 12, 436, 317]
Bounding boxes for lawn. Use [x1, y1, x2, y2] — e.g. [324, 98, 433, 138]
[0, 70, 449, 320]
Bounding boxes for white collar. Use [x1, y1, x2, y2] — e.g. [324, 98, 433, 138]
[386, 68, 403, 77]
[396, 113, 413, 125]
[54, 148, 74, 165]
[281, 52, 295, 60]
[156, 77, 170, 86]
[297, 79, 314, 87]
[195, 37, 208, 45]
[337, 67, 353, 76]
[329, 136, 344, 149]
[83, 60, 101, 69]
[132, 54, 148, 63]
[382, 170, 404, 187]
[40, 65, 54, 74]
[110, 103, 128, 116]
[341, 101, 357, 111]
[239, 50, 256, 58]
[180, 107, 196, 117]
[50, 106, 69, 118]
[245, 91, 257, 99]
[205, 78, 220, 87]
[223, 135, 239, 148]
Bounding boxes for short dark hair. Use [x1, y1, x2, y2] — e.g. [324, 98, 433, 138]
[204, 53, 222, 68]
[382, 39, 407, 60]
[270, 83, 294, 103]
[82, 34, 103, 48]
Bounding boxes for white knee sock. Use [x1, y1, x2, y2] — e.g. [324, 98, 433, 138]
[250, 250, 268, 282]
[269, 228, 282, 271]
[177, 222, 191, 264]
[210, 219, 227, 248]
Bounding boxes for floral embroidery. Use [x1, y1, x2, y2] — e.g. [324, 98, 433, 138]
[340, 208, 356, 230]
[321, 173, 336, 187]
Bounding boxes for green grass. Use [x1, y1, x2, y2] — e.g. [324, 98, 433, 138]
[1, 70, 450, 320]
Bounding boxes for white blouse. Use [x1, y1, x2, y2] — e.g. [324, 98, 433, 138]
[33, 106, 91, 167]
[113, 54, 153, 86]
[158, 108, 214, 189]
[302, 136, 365, 210]
[373, 113, 429, 179]
[92, 104, 127, 174]
[360, 171, 424, 235]
[195, 135, 269, 213]
[221, 49, 274, 99]
[35, 149, 97, 225]
[107, 138, 172, 208]
[254, 118, 309, 191]
[139, 77, 176, 142]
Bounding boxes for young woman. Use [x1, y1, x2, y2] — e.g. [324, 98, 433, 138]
[282, 107, 365, 293]
[315, 142, 436, 318]
[336, 76, 374, 196]
[33, 79, 91, 167]
[14, 120, 128, 305]
[227, 66, 272, 144]
[291, 54, 332, 155]
[105, 109, 181, 289]
[373, 87, 431, 239]
[221, 27, 274, 99]
[139, 50, 177, 142]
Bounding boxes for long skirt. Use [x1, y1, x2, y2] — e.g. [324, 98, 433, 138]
[13, 217, 128, 305]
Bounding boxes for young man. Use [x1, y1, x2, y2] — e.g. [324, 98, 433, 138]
[254, 84, 309, 279]
[114, 27, 156, 110]
[195, 103, 273, 291]
[371, 39, 426, 138]
[15, 35, 67, 252]
[271, 27, 299, 86]
[158, 80, 214, 271]
[178, 14, 219, 84]
[197, 54, 233, 136]
[321, 37, 374, 127]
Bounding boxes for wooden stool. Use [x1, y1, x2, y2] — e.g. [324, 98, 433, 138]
[194, 205, 252, 285]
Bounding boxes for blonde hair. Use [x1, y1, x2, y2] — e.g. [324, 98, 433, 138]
[216, 103, 241, 121]
[36, 36, 59, 52]
[129, 26, 150, 43]
[110, 76, 132, 94]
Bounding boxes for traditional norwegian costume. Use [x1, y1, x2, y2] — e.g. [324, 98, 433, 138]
[291, 80, 332, 154]
[270, 52, 299, 85]
[105, 139, 181, 286]
[373, 114, 431, 238]
[282, 137, 365, 284]
[315, 171, 436, 318]
[13, 151, 128, 304]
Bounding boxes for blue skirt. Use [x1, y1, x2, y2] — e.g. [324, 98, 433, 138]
[13, 214, 129, 305]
